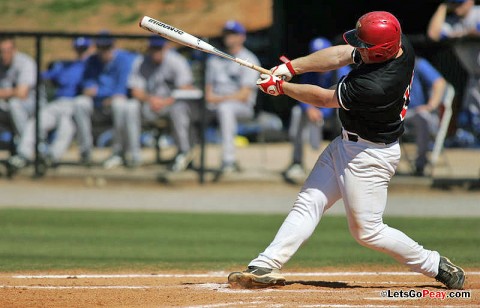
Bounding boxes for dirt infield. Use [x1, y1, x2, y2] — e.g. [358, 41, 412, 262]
[1, 267, 478, 307]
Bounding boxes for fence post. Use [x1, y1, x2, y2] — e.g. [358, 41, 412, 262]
[33, 35, 43, 177]
[198, 53, 207, 184]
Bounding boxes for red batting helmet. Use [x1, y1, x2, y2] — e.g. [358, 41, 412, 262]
[343, 11, 402, 63]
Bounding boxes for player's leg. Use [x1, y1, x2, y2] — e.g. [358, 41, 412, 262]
[106, 97, 128, 168]
[73, 95, 94, 163]
[168, 100, 198, 171]
[340, 140, 464, 288]
[16, 103, 57, 160]
[229, 137, 343, 288]
[290, 105, 304, 165]
[409, 110, 430, 175]
[216, 101, 253, 170]
[8, 97, 33, 137]
[283, 106, 307, 181]
[123, 99, 142, 167]
[48, 100, 76, 163]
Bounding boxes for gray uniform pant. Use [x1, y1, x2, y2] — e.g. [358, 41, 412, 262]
[288, 105, 323, 165]
[0, 97, 35, 137]
[74, 95, 134, 158]
[405, 109, 439, 170]
[170, 100, 254, 164]
[111, 98, 141, 162]
[17, 98, 76, 161]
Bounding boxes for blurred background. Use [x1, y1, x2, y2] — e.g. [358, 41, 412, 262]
[0, 0, 478, 182]
[0, 0, 478, 286]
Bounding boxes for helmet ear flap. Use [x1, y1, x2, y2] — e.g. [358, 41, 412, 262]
[364, 39, 401, 63]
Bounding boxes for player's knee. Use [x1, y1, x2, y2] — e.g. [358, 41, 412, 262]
[216, 103, 233, 117]
[293, 189, 327, 216]
[73, 96, 90, 112]
[348, 221, 384, 247]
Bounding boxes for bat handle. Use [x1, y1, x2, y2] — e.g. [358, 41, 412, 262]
[235, 58, 271, 75]
[253, 65, 272, 75]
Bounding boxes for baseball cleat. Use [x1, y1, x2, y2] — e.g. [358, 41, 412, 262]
[435, 256, 465, 289]
[228, 266, 286, 288]
[170, 151, 194, 172]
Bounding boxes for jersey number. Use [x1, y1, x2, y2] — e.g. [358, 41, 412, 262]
[400, 71, 414, 121]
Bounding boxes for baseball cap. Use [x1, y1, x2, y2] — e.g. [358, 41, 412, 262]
[223, 20, 246, 35]
[72, 36, 91, 49]
[445, 0, 467, 3]
[148, 35, 167, 48]
[95, 30, 115, 48]
[309, 37, 332, 53]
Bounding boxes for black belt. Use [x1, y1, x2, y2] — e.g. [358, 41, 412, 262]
[344, 132, 358, 142]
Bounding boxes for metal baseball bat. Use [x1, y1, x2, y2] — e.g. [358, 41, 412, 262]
[139, 16, 270, 75]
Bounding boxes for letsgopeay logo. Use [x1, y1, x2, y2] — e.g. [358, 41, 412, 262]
[148, 19, 184, 35]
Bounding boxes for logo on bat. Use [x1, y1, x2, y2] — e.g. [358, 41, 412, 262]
[148, 19, 184, 35]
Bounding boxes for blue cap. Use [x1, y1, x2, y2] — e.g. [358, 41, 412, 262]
[223, 20, 246, 34]
[73, 36, 91, 49]
[148, 35, 167, 48]
[95, 30, 115, 47]
[445, 0, 467, 2]
[309, 37, 331, 53]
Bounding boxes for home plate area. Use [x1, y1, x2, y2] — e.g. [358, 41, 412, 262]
[1, 269, 478, 307]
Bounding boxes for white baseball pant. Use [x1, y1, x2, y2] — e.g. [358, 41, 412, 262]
[249, 132, 440, 278]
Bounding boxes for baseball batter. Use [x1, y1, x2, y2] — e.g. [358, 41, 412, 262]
[228, 11, 465, 290]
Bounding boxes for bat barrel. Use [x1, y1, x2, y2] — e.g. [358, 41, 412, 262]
[139, 16, 270, 75]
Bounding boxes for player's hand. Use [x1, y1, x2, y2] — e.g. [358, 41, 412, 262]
[270, 56, 296, 81]
[149, 96, 174, 112]
[256, 74, 284, 96]
[306, 107, 323, 123]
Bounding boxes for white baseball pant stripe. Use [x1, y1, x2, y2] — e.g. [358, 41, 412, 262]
[249, 135, 440, 278]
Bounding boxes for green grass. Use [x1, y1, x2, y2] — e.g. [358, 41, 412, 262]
[0, 208, 478, 271]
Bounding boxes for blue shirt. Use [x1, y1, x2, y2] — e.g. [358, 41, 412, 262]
[409, 58, 442, 109]
[82, 49, 136, 107]
[42, 59, 87, 98]
[298, 65, 351, 118]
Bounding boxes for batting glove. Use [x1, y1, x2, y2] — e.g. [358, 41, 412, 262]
[256, 74, 284, 96]
[270, 56, 296, 81]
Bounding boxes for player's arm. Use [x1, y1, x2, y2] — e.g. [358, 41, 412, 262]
[282, 82, 339, 108]
[427, 3, 448, 41]
[291, 45, 354, 74]
[205, 84, 249, 104]
[257, 74, 339, 108]
[271, 45, 354, 79]
[0, 84, 32, 100]
[14, 84, 31, 100]
[0, 88, 14, 99]
[224, 87, 253, 103]
[15, 57, 36, 100]
[421, 77, 447, 112]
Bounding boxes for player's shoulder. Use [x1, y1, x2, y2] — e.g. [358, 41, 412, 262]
[468, 5, 480, 18]
[345, 71, 383, 91]
[14, 52, 36, 67]
[165, 49, 189, 63]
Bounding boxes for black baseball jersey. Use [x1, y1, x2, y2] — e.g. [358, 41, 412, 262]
[336, 35, 415, 144]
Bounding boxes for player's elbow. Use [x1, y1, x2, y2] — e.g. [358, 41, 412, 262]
[427, 28, 442, 42]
